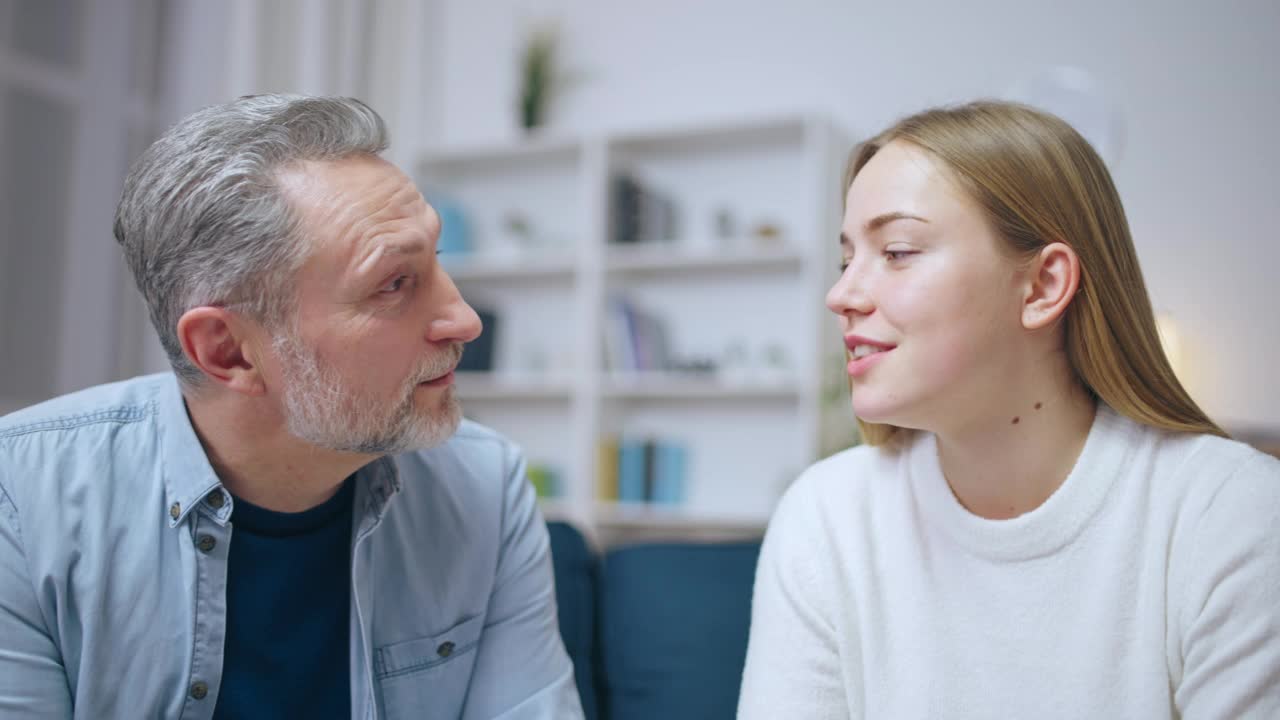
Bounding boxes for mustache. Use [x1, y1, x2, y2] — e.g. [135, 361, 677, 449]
[409, 343, 465, 384]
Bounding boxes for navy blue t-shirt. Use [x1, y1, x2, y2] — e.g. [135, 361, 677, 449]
[213, 478, 354, 719]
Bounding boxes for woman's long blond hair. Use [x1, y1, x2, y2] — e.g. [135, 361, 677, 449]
[847, 101, 1224, 446]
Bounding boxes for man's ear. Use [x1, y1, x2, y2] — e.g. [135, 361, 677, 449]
[176, 307, 267, 395]
[1021, 241, 1081, 331]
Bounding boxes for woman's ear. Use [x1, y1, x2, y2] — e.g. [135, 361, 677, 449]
[1021, 242, 1081, 330]
[175, 307, 267, 395]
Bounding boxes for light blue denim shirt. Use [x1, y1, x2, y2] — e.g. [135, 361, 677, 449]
[0, 373, 583, 720]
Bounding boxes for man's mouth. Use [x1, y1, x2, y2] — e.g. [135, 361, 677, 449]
[418, 370, 455, 387]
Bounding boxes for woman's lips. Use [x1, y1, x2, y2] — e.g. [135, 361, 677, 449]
[846, 348, 891, 378]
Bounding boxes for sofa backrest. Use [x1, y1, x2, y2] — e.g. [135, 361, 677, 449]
[546, 521, 762, 720]
[547, 521, 602, 720]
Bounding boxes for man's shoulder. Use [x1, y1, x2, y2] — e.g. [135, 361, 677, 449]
[447, 418, 521, 454]
[0, 373, 169, 441]
[389, 419, 524, 504]
[398, 418, 520, 469]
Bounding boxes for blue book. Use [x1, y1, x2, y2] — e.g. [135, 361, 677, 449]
[618, 440, 647, 503]
[652, 442, 688, 505]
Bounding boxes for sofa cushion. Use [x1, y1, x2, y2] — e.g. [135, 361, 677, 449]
[547, 521, 600, 720]
[599, 540, 762, 720]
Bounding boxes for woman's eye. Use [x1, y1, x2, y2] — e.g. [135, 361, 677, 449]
[884, 249, 915, 261]
[839, 259, 851, 272]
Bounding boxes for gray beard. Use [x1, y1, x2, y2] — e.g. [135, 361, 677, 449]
[273, 332, 463, 456]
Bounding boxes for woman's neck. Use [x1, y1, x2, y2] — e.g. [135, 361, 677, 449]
[934, 375, 1097, 520]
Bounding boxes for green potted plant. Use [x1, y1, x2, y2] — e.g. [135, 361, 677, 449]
[518, 24, 560, 131]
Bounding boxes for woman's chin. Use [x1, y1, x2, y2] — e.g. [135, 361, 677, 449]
[849, 395, 897, 425]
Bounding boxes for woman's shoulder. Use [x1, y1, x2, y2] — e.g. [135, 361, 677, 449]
[1138, 424, 1280, 528]
[1152, 426, 1280, 489]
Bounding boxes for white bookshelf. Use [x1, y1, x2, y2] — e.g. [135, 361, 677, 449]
[442, 254, 577, 282]
[601, 373, 799, 401]
[454, 372, 574, 401]
[604, 243, 804, 275]
[418, 114, 853, 544]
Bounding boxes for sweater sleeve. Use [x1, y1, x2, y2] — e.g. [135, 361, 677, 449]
[738, 472, 849, 720]
[1174, 454, 1280, 719]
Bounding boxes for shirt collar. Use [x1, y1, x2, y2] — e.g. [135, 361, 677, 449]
[154, 374, 230, 528]
[354, 456, 402, 528]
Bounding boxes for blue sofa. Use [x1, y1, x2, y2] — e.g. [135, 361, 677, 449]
[547, 522, 763, 720]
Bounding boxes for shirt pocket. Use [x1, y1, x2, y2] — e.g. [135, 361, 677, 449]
[375, 614, 484, 720]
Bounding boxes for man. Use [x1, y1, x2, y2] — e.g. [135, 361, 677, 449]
[0, 95, 584, 719]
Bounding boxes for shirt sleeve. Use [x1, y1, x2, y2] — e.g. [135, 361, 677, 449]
[738, 473, 849, 720]
[0, 476, 74, 719]
[461, 441, 585, 720]
[1175, 454, 1280, 719]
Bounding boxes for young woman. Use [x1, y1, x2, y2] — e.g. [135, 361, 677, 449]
[738, 101, 1279, 719]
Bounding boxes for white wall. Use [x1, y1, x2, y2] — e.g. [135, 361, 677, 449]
[425, 0, 1280, 431]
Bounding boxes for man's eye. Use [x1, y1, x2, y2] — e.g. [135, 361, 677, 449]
[379, 274, 412, 294]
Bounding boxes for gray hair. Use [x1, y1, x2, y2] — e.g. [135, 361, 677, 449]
[113, 94, 389, 386]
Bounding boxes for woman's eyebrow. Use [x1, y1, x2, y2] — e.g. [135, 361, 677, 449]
[840, 211, 929, 249]
[863, 211, 929, 234]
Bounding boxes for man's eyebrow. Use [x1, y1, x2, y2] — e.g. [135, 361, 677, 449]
[380, 240, 427, 256]
[354, 239, 427, 275]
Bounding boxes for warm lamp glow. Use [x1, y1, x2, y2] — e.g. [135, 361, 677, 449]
[1155, 314, 1182, 378]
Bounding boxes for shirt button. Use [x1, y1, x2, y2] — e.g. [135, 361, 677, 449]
[190, 681, 208, 700]
[196, 535, 216, 553]
[206, 491, 225, 509]
[169, 503, 181, 520]
[437, 641, 455, 658]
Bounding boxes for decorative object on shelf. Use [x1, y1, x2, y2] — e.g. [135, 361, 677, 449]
[714, 207, 737, 243]
[719, 338, 750, 379]
[666, 356, 717, 375]
[457, 307, 498, 372]
[527, 463, 561, 498]
[489, 210, 539, 257]
[759, 342, 792, 379]
[517, 23, 563, 132]
[748, 220, 785, 247]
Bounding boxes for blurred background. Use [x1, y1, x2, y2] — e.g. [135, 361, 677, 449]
[3, 3, 1277, 717]
[1, 0, 1278, 532]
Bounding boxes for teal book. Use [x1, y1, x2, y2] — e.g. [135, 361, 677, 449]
[653, 442, 688, 505]
[618, 440, 647, 503]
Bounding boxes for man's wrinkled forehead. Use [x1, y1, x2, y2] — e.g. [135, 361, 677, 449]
[274, 156, 434, 282]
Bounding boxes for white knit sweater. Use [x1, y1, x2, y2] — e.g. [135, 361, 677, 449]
[739, 405, 1280, 719]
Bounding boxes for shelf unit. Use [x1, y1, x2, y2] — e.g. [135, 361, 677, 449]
[418, 114, 853, 545]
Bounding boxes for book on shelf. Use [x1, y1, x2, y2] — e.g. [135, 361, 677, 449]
[597, 436, 688, 506]
[610, 172, 679, 245]
[603, 295, 672, 373]
[596, 436, 619, 502]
